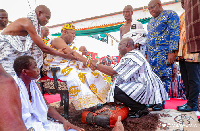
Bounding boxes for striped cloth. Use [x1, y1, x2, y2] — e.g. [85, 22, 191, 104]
[178, 12, 200, 62]
[169, 74, 186, 99]
[184, 0, 200, 53]
[0, 11, 42, 77]
[107, 50, 168, 104]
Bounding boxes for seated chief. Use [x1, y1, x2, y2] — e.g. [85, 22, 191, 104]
[43, 24, 110, 110]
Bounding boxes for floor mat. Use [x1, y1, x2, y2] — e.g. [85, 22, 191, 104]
[151, 109, 200, 131]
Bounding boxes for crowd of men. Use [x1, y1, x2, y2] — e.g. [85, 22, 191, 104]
[0, 0, 199, 131]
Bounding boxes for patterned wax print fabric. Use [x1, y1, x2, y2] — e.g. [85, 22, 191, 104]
[44, 43, 110, 110]
[0, 11, 42, 77]
[147, 10, 180, 92]
[184, 0, 200, 53]
[169, 74, 186, 100]
[107, 50, 168, 105]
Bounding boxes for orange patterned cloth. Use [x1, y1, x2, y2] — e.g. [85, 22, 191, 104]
[178, 12, 200, 62]
[184, 0, 200, 53]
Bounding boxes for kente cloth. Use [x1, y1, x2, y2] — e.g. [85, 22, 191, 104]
[0, 11, 43, 77]
[122, 28, 147, 56]
[102, 73, 112, 86]
[169, 74, 186, 100]
[178, 12, 200, 62]
[44, 43, 110, 110]
[147, 10, 180, 80]
[43, 37, 51, 46]
[184, 0, 200, 53]
[107, 50, 168, 104]
[42, 36, 52, 61]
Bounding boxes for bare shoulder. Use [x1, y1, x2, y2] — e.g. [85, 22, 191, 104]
[2, 17, 34, 36]
[8, 18, 32, 28]
[52, 37, 63, 42]
[51, 37, 66, 48]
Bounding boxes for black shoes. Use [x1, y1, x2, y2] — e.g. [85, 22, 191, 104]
[152, 102, 165, 111]
[177, 103, 187, 110]
[177, 104, 198, 112]
[147, 102, 165, 111]
[128, 108, 149, 118]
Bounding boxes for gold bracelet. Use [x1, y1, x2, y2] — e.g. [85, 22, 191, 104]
[87, 59, 91, 68]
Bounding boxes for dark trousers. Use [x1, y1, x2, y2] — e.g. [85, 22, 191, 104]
[179, 60, 200, 107]
[114, 86, 146, 112]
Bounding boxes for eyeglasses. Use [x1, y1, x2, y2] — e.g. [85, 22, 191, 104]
[148, 3, 158, 10]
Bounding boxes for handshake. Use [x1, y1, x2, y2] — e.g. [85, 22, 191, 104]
[83, 59, 100, 71]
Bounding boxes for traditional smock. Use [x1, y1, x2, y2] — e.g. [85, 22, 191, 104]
[44, 43, 110, 110]
[169, 74, 186, 99]
[107, 50, 168, 105]
[0, 11, 43, 76]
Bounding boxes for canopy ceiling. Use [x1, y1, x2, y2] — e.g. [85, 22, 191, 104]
[50, 1, 183, 37]
[52, 17, 152, 36]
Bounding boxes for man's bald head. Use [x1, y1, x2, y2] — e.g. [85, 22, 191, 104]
[123, 5, 133, 21]
[121, 38, 134, 46]
[123, 5, 133, 12]
[148, 0, 163, 18]
[118, 38, 135, 57]
[41, 26, 49, 38]
[41, 26, 48, 31]
[0, 9, 8, 29]
[35, 5, 51, 26]
[148, 0, 162, 6]
[79, 46, 87, 56]
[35, 5, 50, 14]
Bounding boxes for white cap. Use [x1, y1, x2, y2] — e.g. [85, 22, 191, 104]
[130, 21, 143, 30]
[122, 21, 147, 45]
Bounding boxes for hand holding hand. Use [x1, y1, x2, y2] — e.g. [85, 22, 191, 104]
[89, 60, 98, 71]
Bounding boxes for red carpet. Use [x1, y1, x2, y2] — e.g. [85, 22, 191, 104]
[44, 95, 200, 119]
[164, 98, 187, 110]
[44, 93, 61, 104]
[165, 98, 200, 119]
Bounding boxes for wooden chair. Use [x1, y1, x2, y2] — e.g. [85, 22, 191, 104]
[39, 67, 69, 118]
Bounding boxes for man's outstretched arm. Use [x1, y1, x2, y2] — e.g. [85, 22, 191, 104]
[0, 65, 27, 131]
[23, 18, 77, 60]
